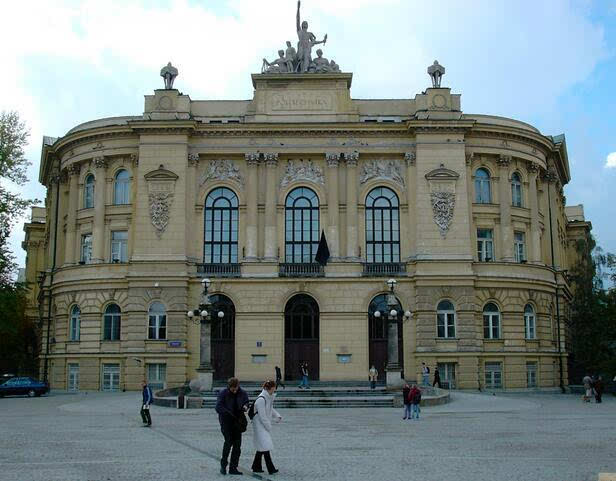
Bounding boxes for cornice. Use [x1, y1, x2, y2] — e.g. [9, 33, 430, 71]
[193, 124, 409, 137]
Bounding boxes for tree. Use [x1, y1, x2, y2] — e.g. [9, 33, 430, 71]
[0, 110, 37, 285]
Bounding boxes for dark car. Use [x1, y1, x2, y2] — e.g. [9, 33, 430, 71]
[0, 377, 49, 397]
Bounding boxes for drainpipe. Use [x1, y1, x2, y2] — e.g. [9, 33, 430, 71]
[546, 171, 565, 393]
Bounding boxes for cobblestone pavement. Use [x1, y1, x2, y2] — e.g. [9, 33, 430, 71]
[1, 390, 615, 481]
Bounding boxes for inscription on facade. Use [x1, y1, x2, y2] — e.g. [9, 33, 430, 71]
[271, 92, 333, 111]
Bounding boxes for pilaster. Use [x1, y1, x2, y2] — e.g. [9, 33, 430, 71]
[64, 164, 80, 265]
[345, 151, 359, 259]
[264, 153, 279, 260]
[245, 153, 260, 260]
[498, 155, 513, 262]
[92, 156, 107, 263]
[326, 153, 341, 258]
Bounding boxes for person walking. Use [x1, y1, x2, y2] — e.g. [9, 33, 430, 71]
[433, 366, 442, 388]
[410, 384, 421, 420]
[275, 366, 285, 390]
[251, 380, 282, 475]
[402, 383, 411, 420]
[421, 362, 430, 386]
[582, 374, 593, 403]
[215, 377, 250, 476]
[140, 380, 153, 427]
[298, 362, 310, 389]
[594, 376, 604, 403]
[369, 365, 378, 390]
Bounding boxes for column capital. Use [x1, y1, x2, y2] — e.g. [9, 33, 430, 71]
[265, 153, 278, 166]
[325, 152, 341, 167]
[345, 151, 359, 166]
[67, 163, 81, 177]
[542, 170, 558, 183]
[187, 152, 199, 166]
[404, 150, 416, 166]
[59, 170, 69, 184]
[465, 151, 476, 166]
[245, 152, 260, 165]
[526, 161, 539, 174]
[497, 154, 511, 168]
[93, 156, 107, 169]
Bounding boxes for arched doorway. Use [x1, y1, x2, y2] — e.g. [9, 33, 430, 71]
[284, 294, 319, 381]
[368, 294, 404, 381]
[210, 294, 235, 381]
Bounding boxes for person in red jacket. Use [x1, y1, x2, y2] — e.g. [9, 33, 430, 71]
[402, 384, 411, 420]
[409, 384, 421, 420]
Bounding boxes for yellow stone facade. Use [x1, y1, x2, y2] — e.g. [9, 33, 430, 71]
[25, 72, 592, 392]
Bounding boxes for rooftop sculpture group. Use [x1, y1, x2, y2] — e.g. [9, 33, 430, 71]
[262, 1, 340, 74]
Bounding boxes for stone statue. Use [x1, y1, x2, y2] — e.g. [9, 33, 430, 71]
[262, 50, 288, 74]
[329, 59, 340, 72]
[160, 62, 178, 89]
[427, 60, 445, 88]
[285, 41, 297, 72]
[309, 49, 331, 72]
[296, 0, 327, 72]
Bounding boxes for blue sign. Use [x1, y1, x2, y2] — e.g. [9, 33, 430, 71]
[168, 341, 182, 348]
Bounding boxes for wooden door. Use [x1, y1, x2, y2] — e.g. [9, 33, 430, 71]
[284, 294, 320, 381]
[210, 295, 235, 381]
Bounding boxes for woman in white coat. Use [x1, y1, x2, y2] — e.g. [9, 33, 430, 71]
[251, 380, 282, 474]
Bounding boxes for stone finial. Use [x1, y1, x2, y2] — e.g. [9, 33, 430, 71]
[160, 62, 178, 89]
[427, 60, 445, 88]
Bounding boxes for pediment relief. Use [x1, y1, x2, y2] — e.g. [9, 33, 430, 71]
[425, 164, 460, 181]
[144, 165, 179, 181]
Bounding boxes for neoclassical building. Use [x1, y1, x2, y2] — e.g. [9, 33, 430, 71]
[24, 62, 592, 392]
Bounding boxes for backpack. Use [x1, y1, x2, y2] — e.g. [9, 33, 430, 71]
[247, 395, 265, 420]
[415, 390, 422, 403]
[426, 367, 430, 374]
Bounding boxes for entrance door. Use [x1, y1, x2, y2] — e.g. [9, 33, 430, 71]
[368, 294, 404, 380]
[68, 364, 79, 392]
[284, 294, 319, 381]
[210, 295, 235, 381]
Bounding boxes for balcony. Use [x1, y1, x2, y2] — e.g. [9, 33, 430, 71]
[279, 263, 324, 278]
[362, 262, 406, 277]
[197, 263, 241, 278]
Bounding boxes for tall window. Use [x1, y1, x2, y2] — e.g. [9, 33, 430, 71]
[511, 172, 522, 207]
[474, 168, 491, 203]
[514, 231, 526, 263]
[113, 169, 130, 205]
[285, 187, 319, 263]
[148, 302, 167, 340]
[483, 303, 500, 339]
[204, 187, 238, 264]
[437, 300, 456, 338]
[484, 362, 502, 389]
[365, 187, 400, 263]
[147, 364, 167, 391]
[81, 234, 92, 264]
[84, 174, 95, 209]
[103, 304, 121, 341]
[102, 364, 120, 391]
[111, 231, 128, 263]
[477, 229, 493, 262]
[69, 305, 80, 341]
[524, 304, 536, 339]
[526, 362, 537, 388]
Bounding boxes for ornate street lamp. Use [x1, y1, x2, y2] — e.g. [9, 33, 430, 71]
[186, 278, 223, 391]
[373, 279, 411, 387]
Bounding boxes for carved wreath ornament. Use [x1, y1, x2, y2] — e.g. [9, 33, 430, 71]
[430, 191, 455, 238]
[149, 191, 173, 238]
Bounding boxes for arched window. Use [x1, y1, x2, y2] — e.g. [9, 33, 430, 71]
[113, 169, 130, 205]
[84, 174, 95, 209]
[69, 305, 80, 341]
[365, 187, 400, 263]
[483, 303, 500, 339]
[103, 304, 121, 341]
[524, 304, 536, 339]
[475, 168, 491, 203]
[204, 187, 239, 264]
[511, 172, 522, 207]
[285, 187, 319, 263]
[437, 300, 456, 338]
[148, 302, 166, 340]
[285, 294, 319, 341]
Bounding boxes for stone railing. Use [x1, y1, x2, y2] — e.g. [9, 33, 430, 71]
[279, 263, 324, 278]
[362, 263, 406, 277]
[196, 263, 241, 278]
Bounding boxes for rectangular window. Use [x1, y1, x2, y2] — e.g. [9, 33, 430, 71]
[483, 313, 500, 339]
[437, 363, 456, 389]
[81, 234, 92, 264]
[147, 363, 166, 391]
[102, 364, 120, 392]
[68, 364, 79, 392]
[148, 314, 167, 340]
[525, 313, 536, 339]
[437, 313, 456, 338]
[477, 229, 493, 262]
[484, 362, 502, 389]
[512, 183, 522, 207]
[526, 362, 537, 388]
[111, 231, 128, 263]
[514, 232, 526, 262]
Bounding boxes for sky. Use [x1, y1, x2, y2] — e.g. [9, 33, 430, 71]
[2, 0, 616, 270]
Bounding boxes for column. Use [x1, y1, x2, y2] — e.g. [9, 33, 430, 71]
[64, 164, 80, 265]
[544, 170, 561, 268]
[498, 155, 513, 261]
[404, 151, 416, 259]
[187, 153, 198, 258]
[47, 171, 61, 266]
[345, 151, 359, 259]
[244, 153, 259, 260]
[527, 162, 541, 264]
[264, 153, 278, 260]
[466, 153, 476, 259]
[326, 153, 340, 259]
[92, 156, 107, 263]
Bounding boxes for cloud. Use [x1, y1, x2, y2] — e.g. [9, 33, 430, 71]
[606, 152, 616, 168]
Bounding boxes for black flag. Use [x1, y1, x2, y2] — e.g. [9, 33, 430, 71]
[315, 230, 331, 266]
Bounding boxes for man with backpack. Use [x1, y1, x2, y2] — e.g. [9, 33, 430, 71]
[215, 377, 250, 476]
[421, 362, 430, 386]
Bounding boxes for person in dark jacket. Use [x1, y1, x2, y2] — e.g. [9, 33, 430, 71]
[275, 366, 285, 389]
[433, 366, 442, 388]
[594, 376, 604, 403]
[140, 381, 153, 427]
[402, 384, 411, 420]
[215, 377, 250, 476]
[410, 384, 421, 420]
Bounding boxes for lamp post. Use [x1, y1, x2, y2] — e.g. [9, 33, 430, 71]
[187, 278, 223, 391]
[373, 279, 411, 388]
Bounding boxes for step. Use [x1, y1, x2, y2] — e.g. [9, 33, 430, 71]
[202, 399, 394, 408]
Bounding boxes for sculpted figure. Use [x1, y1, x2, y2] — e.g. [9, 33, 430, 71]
[309, 49, 331, 72]
[329, 59, 340, 72]
[160, 62, 178, 89]
[285, 41, 297, 72]
[427, 60, 445, 88]
[296, 0, 327, 72]
[262, 50, 288, 73]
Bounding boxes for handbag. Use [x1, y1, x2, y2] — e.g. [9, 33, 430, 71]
[235, 412, 248, 433]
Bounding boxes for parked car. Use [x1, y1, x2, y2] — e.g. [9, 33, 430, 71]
[0, 377, 49, 397]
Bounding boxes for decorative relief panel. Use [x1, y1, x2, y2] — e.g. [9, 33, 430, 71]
[280, 159, 324, 188]
[270, 92, 333, 111]
[359, 159, 405, 188]
[425, 164, 460, 238]
[144, 165, 179, 239]
[199, 159, 244, 186]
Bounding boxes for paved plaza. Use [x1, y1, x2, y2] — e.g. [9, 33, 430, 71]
[0, 390, 615, 481]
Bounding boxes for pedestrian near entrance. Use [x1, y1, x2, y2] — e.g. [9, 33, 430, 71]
[582, 374, 593, 402]
[410, 384, 421, 419]
[275, 366, 285, 390]
[421, 362, 430, 386]
[433, 366, 442, 388]
[251, 380, 282, 475]
[216, 377, 250, 476]
[299, 362, 310, 389]
[402, 383, 411, 420]
[140, 381, 153, 427]
[594, 376, 604, 403]
[369, 365, 378, 390]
